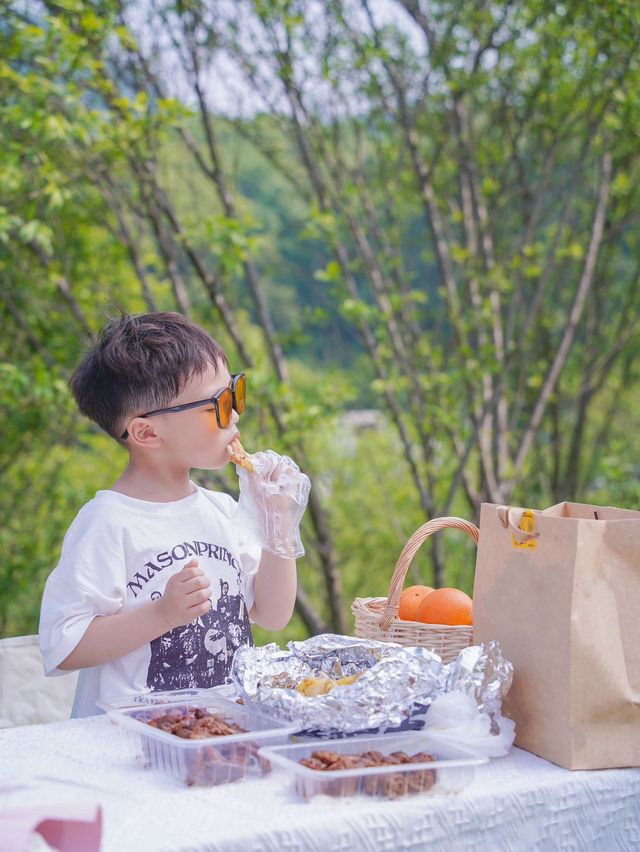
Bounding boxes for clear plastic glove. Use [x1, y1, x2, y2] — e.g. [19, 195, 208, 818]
[235, 449, 311, 559]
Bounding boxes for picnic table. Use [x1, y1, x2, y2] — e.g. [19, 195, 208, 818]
[1, 713, 639, 851]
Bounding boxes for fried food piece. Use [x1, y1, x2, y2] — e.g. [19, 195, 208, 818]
[296, 676, 336, 697]
[299, 757, 327, 770]
[142, 708, 247, 738]
[297, 747, 438, 799]
[268, 672, 299, 690]
[295, 671, 364, 696]
[335, 673, 363, 687]
[229, 437, 255, 473]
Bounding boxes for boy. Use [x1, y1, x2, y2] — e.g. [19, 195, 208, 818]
[39, 312, 311, 716]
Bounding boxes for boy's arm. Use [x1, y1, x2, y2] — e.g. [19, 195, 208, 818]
[58, 560, 212, 670]
[249, 553, 297, 632]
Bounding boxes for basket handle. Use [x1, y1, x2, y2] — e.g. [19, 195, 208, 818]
[379, 516, 480, 630]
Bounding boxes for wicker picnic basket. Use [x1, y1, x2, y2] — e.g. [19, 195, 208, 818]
[351, 516, 479, 663]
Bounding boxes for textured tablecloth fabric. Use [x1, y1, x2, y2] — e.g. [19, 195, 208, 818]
[1, 716, 639, 852]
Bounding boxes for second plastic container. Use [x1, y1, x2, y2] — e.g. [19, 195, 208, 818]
[260, 731, 487, 800]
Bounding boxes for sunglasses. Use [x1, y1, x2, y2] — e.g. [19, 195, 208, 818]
[120, 372, 246, 440]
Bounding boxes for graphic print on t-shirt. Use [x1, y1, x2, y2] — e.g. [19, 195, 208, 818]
[146, 578, 253, 690]
[123, 534, 255, 691]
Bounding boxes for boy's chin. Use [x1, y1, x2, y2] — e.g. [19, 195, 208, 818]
[192, 458, 229, 472]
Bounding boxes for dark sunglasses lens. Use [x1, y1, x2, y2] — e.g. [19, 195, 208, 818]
[233, 374, 246, 414]
[217, 388, 233, 428]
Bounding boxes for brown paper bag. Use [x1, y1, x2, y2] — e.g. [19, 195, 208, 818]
[473, 500, 640, 770]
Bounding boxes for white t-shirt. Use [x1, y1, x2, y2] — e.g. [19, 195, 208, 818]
[39, 486, 261, 717]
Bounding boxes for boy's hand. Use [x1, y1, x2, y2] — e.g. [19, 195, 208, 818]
[235, 450, 311, 559]
[159, 559, 212, 629]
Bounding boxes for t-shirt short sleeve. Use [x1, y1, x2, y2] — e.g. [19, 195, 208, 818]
[39, 503, 126, 676]
[200, 488, 261, 614]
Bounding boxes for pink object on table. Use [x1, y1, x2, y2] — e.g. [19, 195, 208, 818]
[0, 803, 102, 852]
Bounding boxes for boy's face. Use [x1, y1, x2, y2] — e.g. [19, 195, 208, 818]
[139, 362, 240, 471]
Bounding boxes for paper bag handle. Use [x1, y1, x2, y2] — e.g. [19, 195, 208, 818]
[496, 505, 540, 542]
[379, 517, 480, 629]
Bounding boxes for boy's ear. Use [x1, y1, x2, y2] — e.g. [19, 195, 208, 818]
[127, 418, 162, 448]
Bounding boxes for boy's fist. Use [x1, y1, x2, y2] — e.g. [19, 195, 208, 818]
[159, 559, 212, 629]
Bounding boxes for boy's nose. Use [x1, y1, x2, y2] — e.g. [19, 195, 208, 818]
[230, 408, 240, 426]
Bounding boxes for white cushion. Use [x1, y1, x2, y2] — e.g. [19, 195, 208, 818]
[0, 635, 77, 728]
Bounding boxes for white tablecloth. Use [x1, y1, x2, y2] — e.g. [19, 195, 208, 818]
[1, 716, 639, 851]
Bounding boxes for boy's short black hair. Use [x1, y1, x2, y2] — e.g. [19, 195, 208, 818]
[69, 312, 228, 439]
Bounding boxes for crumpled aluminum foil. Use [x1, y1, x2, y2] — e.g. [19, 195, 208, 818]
[231, 633, 512, 737]
[446, 640, 514, 719]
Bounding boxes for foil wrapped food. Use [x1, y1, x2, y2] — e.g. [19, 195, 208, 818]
[231, 634, 512, 737]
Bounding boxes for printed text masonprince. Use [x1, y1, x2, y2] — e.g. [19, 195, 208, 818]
[127, 541, 241, 597]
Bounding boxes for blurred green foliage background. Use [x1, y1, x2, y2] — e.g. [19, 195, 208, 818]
[1, 0, 639, 647]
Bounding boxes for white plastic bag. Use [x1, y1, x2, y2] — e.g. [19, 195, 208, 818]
[422, 690, 516, 758]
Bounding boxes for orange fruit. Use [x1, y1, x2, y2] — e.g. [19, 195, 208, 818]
[415, 587, 473, 626]
[398, 585, 434, 622]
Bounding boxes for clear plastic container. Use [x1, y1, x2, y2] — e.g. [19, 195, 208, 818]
[98, 690, 296, 787]
[260, 732, 487, 800]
